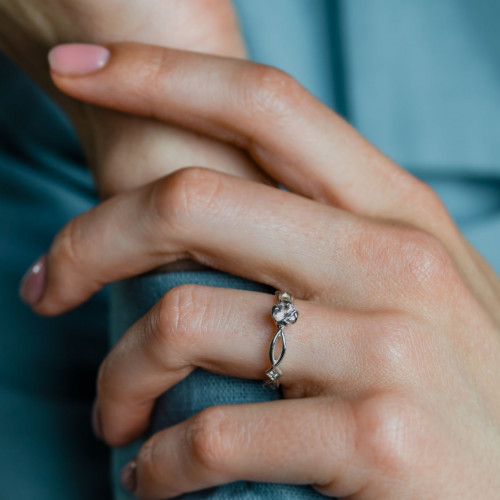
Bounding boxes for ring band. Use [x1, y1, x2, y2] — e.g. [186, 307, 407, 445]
[263, 290, 298, 389]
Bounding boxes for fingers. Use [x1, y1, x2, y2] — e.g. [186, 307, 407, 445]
[128, 397, 363, 499]
[97, 284, 414, 448]
[49, 42, 431, 223]
[96, 286, 355, 446]
[29, 165, 454, 319]
[31, 166, 381, 316]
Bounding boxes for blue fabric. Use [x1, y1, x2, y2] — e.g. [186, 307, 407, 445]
[1, 1, 500, 499]
[0, 55, 111, 498]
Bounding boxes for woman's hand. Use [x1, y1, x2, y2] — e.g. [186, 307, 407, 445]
[21, 43, 500, 499]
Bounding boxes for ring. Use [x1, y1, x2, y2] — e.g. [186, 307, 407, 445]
[263, 290, 298, 389]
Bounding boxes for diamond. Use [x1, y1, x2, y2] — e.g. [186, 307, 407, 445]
[272, 301, 298, 326]
[265, 366, 282, 381]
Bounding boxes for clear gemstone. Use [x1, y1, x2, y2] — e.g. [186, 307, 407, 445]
[265, 366, 282, 381]
[272, 301, 298, 326]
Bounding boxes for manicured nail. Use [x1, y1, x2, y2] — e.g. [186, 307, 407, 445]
[48, 43, 110, 75]
[120, 458, 138, 492]
[19, 254, 46, 305]
[91, 399, 102, 440]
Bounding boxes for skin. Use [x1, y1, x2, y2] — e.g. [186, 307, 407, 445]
[22, 42, 500, 499]
[0, 0, 271, 272]
[0, 0, 268, 196]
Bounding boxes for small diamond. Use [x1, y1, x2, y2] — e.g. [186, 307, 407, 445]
[265, 366, 282, 381]
[272, 301, 298, 326]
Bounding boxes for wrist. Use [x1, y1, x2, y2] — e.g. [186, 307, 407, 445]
[0, 0, 245, 89]
[0, 1, 259, 203]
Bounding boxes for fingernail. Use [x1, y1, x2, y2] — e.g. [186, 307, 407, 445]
[19, 254, 46, 305]
[48, 43, 110, 75]
[91, 399, 102, 440]
[120, 458, 138, 492]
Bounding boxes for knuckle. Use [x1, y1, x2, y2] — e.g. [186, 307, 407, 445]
[133, 44, 177, 118]
[153, 284, 203, 355]
[399, 229, 456, 290]
[187, 406, 234, 472]
[51, 217, 85, 272]
[245, 64, 303, 122]
[356, 393, 426, 476]
[355, 224, 457, 294]
[137, 433, 169, 492]
[150, 167, 224, 233]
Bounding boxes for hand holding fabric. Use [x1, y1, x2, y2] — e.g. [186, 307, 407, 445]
[19, 42, 500, 499]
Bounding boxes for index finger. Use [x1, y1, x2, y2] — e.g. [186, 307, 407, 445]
[49, 42, 424, 221]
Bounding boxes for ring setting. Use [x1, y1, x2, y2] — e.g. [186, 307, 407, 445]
[264, 291, 298, 389]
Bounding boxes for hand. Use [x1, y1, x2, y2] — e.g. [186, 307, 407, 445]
[21, 42, 500, 499]
[0, 0, 266, 199]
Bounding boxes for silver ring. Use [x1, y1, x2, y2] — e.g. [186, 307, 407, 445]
[263, 290, 298, 389]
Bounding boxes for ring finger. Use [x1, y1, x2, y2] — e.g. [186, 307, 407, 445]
[97, 284, 398, 447]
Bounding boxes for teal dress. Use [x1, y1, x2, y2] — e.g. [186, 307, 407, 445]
[1, 1, 500, 499]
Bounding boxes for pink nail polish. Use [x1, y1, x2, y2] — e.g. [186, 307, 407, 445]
[19, 254, 46, 305]
[48, 43, 110, 75]
[121, 458, 138, 492]
[91, 399, 103, 440]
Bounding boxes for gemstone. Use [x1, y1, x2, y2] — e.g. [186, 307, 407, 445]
[272, 301, 298, 326]
[265, 366, 282, 381]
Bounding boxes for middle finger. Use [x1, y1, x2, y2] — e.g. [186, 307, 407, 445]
[35, 167, 394, 316]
